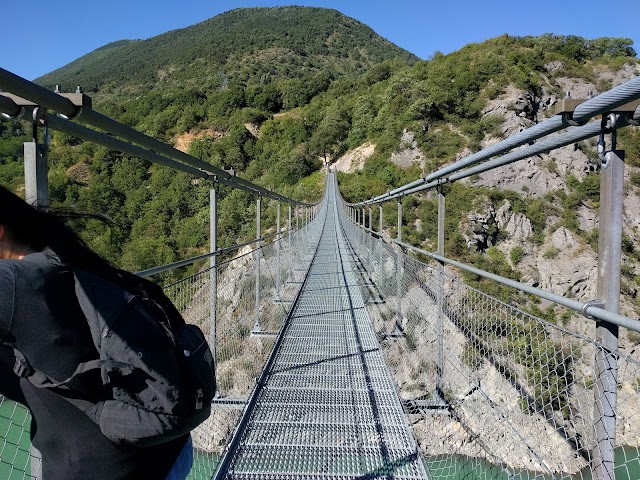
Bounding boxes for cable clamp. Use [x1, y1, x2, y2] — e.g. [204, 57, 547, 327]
[627, 112, 640, 127]
[561, 112, 587, 127]
[1, 106, 25, 120]
[59, 106, 83, 120]
[581, 299, 604, 319]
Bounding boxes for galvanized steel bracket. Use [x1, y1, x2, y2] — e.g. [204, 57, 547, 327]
[582, 299, 605, 319]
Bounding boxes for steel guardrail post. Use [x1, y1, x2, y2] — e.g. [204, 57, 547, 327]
[209, 183, 218, 368]
[396, 199, 403, 325]
[368, 205, 373, 255]
[295, 206, 300, 268]
[436, 186, 446, 403]
[253, 196, 262, 334]
[24, 110, 49, 207]
[288, 204, 292, 284]
[379, 204, 383, 236]
[24, 107, 46, 480]
[276, 201, 281, 300]
[592, 149, 624, 480]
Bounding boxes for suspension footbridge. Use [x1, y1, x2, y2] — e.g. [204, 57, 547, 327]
[1, 68, 640, 480]
[215, 174, 427, 479]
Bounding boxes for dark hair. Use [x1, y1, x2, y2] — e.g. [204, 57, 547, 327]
[0, 185, 148, 292]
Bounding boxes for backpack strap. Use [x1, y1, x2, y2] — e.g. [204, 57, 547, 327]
[12, 349, 34, 378]
[14, 348, 127, 393]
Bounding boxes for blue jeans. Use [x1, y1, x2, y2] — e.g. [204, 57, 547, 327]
[166, 436, 193, 480]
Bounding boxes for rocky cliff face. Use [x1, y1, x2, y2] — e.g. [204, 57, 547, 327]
[456, 65, 640, 319]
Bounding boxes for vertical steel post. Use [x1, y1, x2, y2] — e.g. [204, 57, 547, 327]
[436, 187, 445, 402]
[24, 115, 49, 207]
[288, 204, 292, 284]
[295, 206, 300, 268]
[210, 184, 218, 363]
[397, 199, 402, 243]
[275, 201, 281, 300]
[368, 205, 373, 255]
[25, 113, 46, 480]
[592, 150, 624, 480]
[396, 199, 403, 323]
[379, 204, 383, 236]
[253, 196, 262, 333]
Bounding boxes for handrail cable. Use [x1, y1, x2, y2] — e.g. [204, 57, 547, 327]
[373, 115, 635, 202]
[0, 67, 312, 206]
[356, 76, 640, 205]
[135, 230, 286, 277]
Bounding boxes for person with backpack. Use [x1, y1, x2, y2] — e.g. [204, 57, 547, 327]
[0, 185, 215, 480]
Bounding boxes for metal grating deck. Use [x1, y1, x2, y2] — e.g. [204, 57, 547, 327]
[216, 176, 428, 479]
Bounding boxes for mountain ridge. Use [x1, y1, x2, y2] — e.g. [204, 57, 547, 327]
[37, 7, 418, 96]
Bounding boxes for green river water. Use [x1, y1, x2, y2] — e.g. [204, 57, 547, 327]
[2, 400, 639, 479]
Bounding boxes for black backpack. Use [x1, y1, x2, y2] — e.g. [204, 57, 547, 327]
[14, 265, 216, 447]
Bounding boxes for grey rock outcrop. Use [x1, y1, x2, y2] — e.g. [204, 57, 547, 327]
[390, 129, 425, 169]
[536, 227, 597, 299]
[460, 200, 499, 252]
[496, 201, 533, 240]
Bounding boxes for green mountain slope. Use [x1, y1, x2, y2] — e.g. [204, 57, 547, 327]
[37, 7, 417, 96]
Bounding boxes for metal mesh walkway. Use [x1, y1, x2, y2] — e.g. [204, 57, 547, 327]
[216, 174, 428, 479]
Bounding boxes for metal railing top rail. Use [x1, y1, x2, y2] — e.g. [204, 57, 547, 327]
[350, 75, 640, 206]
[0, 67, 314, 206]
[389, 237, 640, 334]
[47, 114, 207, 179]
[135, 229, 288, 278]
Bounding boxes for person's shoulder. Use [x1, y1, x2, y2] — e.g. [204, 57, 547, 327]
[20, 250, 64, 269]
[1, 251, 64, 284]
[0, 259, 17, 279]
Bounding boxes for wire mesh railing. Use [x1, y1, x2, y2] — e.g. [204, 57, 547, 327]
[161, 213, 324, 478]
[0, 396, 38, 480]
[339, 198, 640, 479]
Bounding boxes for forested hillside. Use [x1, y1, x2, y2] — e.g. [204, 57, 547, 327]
[1, 6, 639, 303]
[38, 7, 417, 99]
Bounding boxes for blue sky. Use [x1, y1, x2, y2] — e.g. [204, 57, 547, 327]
[2, 0, 639, 81]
